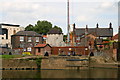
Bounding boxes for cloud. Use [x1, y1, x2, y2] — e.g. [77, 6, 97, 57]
[0, 1, 118, 34]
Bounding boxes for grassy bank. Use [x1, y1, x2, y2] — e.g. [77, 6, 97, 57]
[0, 55, 23, 59]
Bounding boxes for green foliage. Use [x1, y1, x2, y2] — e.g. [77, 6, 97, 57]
[34, 20, 52, 34]
[1, 55, 23, 59]
[63, 35, 67, 42]
[36, 58, 42, 69]
[25, 24, 34, 31]
[25, 20, 63, 35]
[53, 25, 62, 33]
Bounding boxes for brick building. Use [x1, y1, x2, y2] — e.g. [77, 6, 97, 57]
[52, 46, 89, 55]
[71, 23, 113, 46]
[11, 31, 43, 55]
[34, 44, 52, 55]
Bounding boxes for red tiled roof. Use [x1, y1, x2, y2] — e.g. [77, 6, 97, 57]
[34, 44, 48, 47]
[43, 35, 47, 38]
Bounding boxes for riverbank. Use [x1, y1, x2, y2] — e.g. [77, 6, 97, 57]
[1, 55, 120, 70]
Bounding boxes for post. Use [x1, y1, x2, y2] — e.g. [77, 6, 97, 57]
[67, 0, 70, 46]
[117, 2, 120, 61]
[117, 26, 120, 61]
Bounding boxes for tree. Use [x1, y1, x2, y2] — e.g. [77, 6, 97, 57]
[52, 25, 62, 33]
[25, 20, 63, 35]
[25, 24, 34, 31]
[34, 20, 52, 34]
[63, 35, 67, 42]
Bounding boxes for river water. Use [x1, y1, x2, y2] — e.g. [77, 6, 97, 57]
[2, 68, 120, 79]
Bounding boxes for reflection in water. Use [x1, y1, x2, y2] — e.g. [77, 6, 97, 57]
[118, 68, 120, 80]
[2, 68, 118, 78]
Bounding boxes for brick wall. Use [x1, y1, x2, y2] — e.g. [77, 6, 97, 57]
[52, 46, 89, 55]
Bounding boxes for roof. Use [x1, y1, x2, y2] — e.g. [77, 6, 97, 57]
[47, 28, 62, 34]
[43, 35, 47, 38]
[0, 23, 20, 27]
[112, 34, 118, 40]
[74, 28, 113, 37]
[12, 31, 42, 36]
[34, 44, 51, 48]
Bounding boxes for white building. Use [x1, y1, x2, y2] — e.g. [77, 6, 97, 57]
[0, 23, 24, 49]
[46, 28, 66, 47]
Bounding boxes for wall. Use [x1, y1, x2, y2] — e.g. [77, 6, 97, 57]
[41, 56, 89, 69]
[46, 34, 65, 47]
[52, 46, 89, 55]
[1, 59, 38, 69]
[1, 56, 89, 70]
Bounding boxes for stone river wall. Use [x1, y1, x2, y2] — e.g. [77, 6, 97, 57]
[41, 56, 89, 69]
[1, 56, 89, 70]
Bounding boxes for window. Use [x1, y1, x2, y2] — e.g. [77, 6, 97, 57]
[27, 47, 31, 51]
[24, 49, 26, 51]
[20, 44, 24, 48]
[28, 37, 31, 42]
[20, 36, 24, 41]
[36, 37, 39, 42]
[77, 37, 80, 40]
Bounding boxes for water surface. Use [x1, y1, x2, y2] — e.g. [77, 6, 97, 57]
[2, 68, 120, 78]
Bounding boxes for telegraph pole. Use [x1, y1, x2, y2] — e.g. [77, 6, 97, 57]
[67, 0, 70, 46]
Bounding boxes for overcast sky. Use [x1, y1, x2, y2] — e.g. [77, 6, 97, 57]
[0, 0, 119, 35]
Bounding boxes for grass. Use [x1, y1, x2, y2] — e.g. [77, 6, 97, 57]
[0, 55, 23, 59]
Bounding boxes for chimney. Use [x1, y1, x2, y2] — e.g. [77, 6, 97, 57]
[109, 22, 112, 28]
[73, 23, 75, 29]
[96, 23, 99, 28]
[85, 25, 88, 35]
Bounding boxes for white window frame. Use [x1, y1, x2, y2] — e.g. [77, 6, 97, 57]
[20, 36, 24, 41]
[27, 47, 31, 51]
[36, 37, 39, 42]
[24, 49, 26, 51]
[28, 37, 32, 42]
[77, 37, 80, 40]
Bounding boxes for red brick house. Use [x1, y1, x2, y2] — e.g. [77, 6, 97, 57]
[34, 44, 52, 55]
[11, 31, 43, 55]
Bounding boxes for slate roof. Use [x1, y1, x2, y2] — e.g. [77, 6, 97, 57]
[12, 31, 42, 36]
[47, 28, 62, 34]
[74, 28, 113, 37]
[34, 44, 51, 48]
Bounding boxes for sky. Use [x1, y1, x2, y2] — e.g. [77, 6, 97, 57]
[0, 0, 119, 35]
